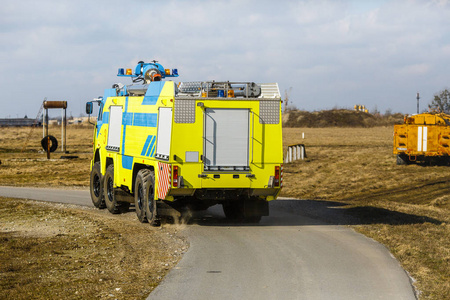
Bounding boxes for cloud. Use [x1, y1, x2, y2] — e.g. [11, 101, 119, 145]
[1, 0, 450, 117]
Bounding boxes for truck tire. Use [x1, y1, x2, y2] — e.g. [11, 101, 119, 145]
[89, 162, 105, 209]
[41, 135, 58, 152]
[223, 204, 261, 223]
[143, 171, 158, 225]
[396, 154, 409, 165]
[119, 202, 130, 213]
[134, 169, 151, 223]
[223, 197, 264, 223]
[104, 164, 121, 214]
[245, 215, 262, 223]
[222, 202, 243, 220]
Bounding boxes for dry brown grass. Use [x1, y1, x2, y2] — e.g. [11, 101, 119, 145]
[0, 125, 91, 187]
[0, 198, 186, 299]
[282, 127, 450, 299]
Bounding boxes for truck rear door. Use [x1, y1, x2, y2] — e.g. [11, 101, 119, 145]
[203, 108, 250, 171]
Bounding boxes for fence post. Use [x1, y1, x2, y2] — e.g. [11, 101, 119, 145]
[285, 144, 307, 163]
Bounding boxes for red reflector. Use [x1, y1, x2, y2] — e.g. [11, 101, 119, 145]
[173, 166, 178, 187]
[274, 166, 280, 187]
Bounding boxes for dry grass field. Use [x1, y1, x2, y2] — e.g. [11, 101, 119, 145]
[0, 125, 92, 187]
[0, 125, 449, 299]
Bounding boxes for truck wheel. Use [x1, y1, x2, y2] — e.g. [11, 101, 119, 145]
[223, 203, 261, 223]
[143, 171, 158, 225]
[223, 198, 264, 223]
[104, 165, 120, 214]
[134, 169, 151, 223]
[396, 154, 408, 165]
[222, 202, 243, 220]
[89, 162, 105, 209]
[119, 202, 130, 213]
[245, 216, 262, 223]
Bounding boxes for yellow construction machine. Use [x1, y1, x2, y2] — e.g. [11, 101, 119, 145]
[394, 112, 450, 165]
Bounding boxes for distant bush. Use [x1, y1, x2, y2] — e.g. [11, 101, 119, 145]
[283, 109, 404, 128]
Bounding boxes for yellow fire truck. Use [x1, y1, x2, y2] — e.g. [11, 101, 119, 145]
[86, 61, 283, 224]
[394, 112, 450, 165]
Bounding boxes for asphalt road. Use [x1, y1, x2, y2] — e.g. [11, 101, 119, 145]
[0, 186, 416, 300]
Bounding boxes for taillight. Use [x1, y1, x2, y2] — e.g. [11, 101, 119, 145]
[274, 166, 280, 187]
[173, 166, 178, 187]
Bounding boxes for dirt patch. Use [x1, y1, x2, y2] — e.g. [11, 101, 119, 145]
[0, 198, 188, 299]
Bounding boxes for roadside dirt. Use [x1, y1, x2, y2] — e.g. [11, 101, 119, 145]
[0, 198, 188, 300]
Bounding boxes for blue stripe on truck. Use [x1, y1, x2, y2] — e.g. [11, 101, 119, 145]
[122, 112, 157, 127]
[142, 81, 164, 105]
[122, 155, 133, 170]
[133, 113, 157, 127]
[141, 135, 152, 156]
[150, 141, 156, 157]
[141, 135, 156, 157]
[146, 135, 156, 157]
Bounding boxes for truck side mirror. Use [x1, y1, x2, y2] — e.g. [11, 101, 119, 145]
[86, 102, 93, 115]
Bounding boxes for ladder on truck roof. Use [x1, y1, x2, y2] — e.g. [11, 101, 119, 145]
[177, 82, 280, 99]
[258, 83, 281, 98]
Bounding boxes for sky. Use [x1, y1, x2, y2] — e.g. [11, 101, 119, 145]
[1, 0, 450, 118]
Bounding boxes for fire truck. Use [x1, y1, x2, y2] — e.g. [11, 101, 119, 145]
[86, 61, 283, 224]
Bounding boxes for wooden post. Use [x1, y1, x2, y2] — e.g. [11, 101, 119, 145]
[62, 108, 67, 153]
[46, 127, 50, 159]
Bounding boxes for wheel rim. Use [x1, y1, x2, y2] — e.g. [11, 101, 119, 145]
[137, 183, 144, 210]
[107, 177, 114, 201]
[93, 174, 101, 197]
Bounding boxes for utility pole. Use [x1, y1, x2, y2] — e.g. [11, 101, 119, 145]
[284, 87, 292, 113]
[417, 92, 420, 114]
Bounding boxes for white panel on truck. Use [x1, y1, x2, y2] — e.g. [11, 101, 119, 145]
[204, 108, 249, 171]
[155, 107, 173, 161]
[106, 106, 122, 152]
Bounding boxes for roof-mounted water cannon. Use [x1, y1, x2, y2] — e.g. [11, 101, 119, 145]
[117, 60, 179, 83]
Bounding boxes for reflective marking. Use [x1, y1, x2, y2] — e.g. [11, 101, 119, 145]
[141, 135, 156, 157]
[141, 135, 151, 156]
[122, 112, 157, 127]
[145, 135, 156, 157]
[157, 162, 171, 199]
[417, 126, 422, 152]
[423, 126, 428, 152]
